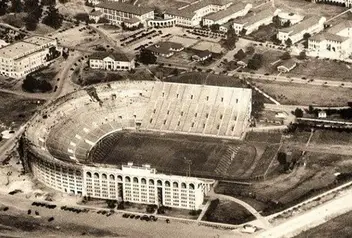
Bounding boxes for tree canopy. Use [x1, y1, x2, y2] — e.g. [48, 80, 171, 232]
[42, 5, 63, 29]
[138, 49, 157, 65]
[247, 54, 263, 70]
[222, 25, 238, 50]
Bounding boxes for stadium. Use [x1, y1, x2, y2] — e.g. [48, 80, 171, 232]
[23, 81, 252, 210]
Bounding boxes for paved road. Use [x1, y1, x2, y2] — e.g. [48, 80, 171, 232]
[258, 188, 352, 238]
[0, 124, 26, 162]
[0, 88, 50, 100]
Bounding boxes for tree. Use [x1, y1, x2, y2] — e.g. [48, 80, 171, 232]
[246, 46, 255, 55]
[285, 38, 292, 47]
[294, 108, 303, 117]
[272, 15, 281, 28]
[283, 20, 291, 28]
[298, 51, 306, 60]
[24, 14, 38, 31]
[42, 0, 56, 5]
[240, 28, 247, 36]
[247, 53, 263, 70]
[138, 49, 157, 65]
[210, 23, 220, 32]
[234, 49, 246, 60]
[22, 75, 53, 93]
[303, 33, 311, 40]
[222, 25, 238, 50]
[97, 17, 109, 24]
[42, 5, 63, 29]
[9, 0, 23, 13]
[0, 0, 9, 16]
[280, 51, 291, 60]
[59, 0, 69, 3]
[74, 13, 89, 23]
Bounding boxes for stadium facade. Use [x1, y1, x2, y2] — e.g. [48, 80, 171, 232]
[24, 81, 252, 210]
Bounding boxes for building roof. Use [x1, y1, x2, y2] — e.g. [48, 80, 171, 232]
[90, 51, 131, 62]
[166, 0, 232, 19]
[193, 49, 212, 58]
[90, 10, 103, 16]
[23, 36, 55, 46]
[124, 17, 141, 24]
[96, 1, 153, 16]
[328, 20, 352, 34]
[0, 36, 55, 59]
[233, 7, 276, 26]
[279, 16, 323, 35]
[205, 2, 246, 21]
[278, 59, 297, 70]
[310, 32, 349, 43]
[155, 41, 184, 50]
[146, 45, 173, 55]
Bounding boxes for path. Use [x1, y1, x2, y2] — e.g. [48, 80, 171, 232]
[208, 185, 272, 229]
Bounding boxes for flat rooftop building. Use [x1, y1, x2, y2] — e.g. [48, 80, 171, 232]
[0, 36, 57, 79]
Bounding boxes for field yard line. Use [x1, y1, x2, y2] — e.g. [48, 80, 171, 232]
[263, 140, 283, 179]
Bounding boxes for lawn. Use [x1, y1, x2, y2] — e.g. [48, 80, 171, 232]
[310, 130, 352, 146]
[89, 131, 253, 180]
[287, 58, 352, 81]
[248, 24, 277, 43]
[252, 80, 352, 106]
[294, 210, 352, 238]
[202, 199, 255, 225]
[0, 92, 45, 130]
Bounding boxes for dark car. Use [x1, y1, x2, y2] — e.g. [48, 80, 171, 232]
[135, 215, 140, 219]
[130, 214, 135, 219]
[48, 217, 54, 222]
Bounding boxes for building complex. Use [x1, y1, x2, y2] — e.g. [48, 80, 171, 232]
[89, 52, 135, 71]
[0, 36, 57, 79]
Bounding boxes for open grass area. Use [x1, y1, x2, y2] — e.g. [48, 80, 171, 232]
[287, 58, 352, 81]
[252, 80, 352, 106]
[310, 130, 352, 146]
[0, 92, 45, 130]
[215, 150, 352, 216]
[90, 131, 249, 179]
[202, 199, 255, 225]
[164, 72, 247, 88]
[294, 210, 352, 238]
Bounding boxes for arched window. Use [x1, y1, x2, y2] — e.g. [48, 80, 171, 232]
[141, 178, 146, 184]
[94, 173, 99, 179]
[117, 175, 123, 181]
[189, 183, 195, 190]
[157, 180, 162, 186]
[165, 181, 170, 187]
[109, 174, 115, 180]
[86, 172, 91, 178]
[149, 179, 155, 185]
[181, 182, 186, 189]
[102, 173, 107, 180]
[133, 177, 139, 183]
[173, 182, 179, 188]
[125, 176, 131, 182]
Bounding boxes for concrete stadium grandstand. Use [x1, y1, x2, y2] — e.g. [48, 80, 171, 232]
[23, 81, 252, 210]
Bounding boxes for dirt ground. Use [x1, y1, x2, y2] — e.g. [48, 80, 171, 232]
[274, 0, 346, 18]
[192, 41, 224, 54]
[252, 80, 352, 106]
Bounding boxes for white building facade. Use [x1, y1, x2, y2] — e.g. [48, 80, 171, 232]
[277, 16, 326, 44]
[311, 0, 352, 7]
[95, 1, 154, 26]
[89, 52, 135, 71]
[0, 36, 58, 79]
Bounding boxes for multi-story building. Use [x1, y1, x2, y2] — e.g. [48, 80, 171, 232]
[0, 36, 57, 79]
[84, 163, 214, 210]
[202, 3, 252, 26]
[308, 21, 352, 59]
[88, 0, 127, 6]
[277, 16, 326, 44]
[95, 1, 154, 26]
[311, 0, 352, 7]
[164, 0, 232, 27]
[89, 52, 135, 71]
[232, 8, 281, 35]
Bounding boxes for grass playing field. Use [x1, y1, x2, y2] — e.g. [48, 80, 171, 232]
[89, 131, 264, 180]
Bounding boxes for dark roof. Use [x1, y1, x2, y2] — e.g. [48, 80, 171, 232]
[90, 51, 131, 61]
[146, 45, 173, 55]
[205, 2, 247, 21]
[96, 1, 153, 16]
[310, 32, 348, 43]
[279, 16, 323, 35]
[155, 41, 184, 50]
[193, 50, 212, 58]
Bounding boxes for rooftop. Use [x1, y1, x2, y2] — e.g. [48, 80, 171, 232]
[155, 41, 184, 50]
[205, 2, 247, 21]
[310, 32, 349, 43]
[233, 7, 277, 26]
[328, 20, 352, 35]
[90, 51, 131, 61]
[279, 16, 324, 35]
[0, 36, 55, 59]
[96, 1, 153, 16]
[166, 0, 232, 19]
